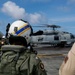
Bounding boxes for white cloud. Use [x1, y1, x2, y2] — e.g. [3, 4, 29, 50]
[1, 1, 47, 24]
[29, 13, 42, 24]
[27, 13, 47, 24]
[2, 1, 26, 19]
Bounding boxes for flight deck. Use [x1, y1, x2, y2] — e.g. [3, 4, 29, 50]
[33, 45, 71, 75]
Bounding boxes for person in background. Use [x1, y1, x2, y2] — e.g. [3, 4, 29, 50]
[59, 43, 75, 75]
[0, 36, 8, 49]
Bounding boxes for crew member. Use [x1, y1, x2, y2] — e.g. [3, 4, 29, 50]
[0, 19, 47, 75]
[59, 43, 75, 75]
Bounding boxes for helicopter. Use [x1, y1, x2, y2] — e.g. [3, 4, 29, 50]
[31, 24, 75, 47]
[5, 19, 75, 47]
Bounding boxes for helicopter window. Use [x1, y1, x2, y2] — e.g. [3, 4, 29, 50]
[54, 36, 59, 40]
[70, 34, 75, 39]
[32, 30, 43, 36]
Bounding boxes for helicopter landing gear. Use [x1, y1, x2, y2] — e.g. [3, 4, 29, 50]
[56, 41, 66, 47]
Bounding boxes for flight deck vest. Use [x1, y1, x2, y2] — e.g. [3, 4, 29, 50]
[0, 45, 31, 75]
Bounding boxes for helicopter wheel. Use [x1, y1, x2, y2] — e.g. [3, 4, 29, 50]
[56, 43, 66, 47]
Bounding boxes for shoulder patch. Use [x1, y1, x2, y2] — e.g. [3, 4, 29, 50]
[39, 62, 45, 70]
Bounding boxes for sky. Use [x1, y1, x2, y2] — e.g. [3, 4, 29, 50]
[0, 0, 75, 35]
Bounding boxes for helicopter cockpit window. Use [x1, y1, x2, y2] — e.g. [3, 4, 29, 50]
[54, 36, 59, 40]
[70, 34, 75, 39]
[32, 30, 43, 36]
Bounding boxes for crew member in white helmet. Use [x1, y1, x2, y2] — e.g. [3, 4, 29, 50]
[0, 19, 47, 75]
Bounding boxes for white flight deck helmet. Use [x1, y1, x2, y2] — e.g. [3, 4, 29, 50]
[8, 19, 33, 46]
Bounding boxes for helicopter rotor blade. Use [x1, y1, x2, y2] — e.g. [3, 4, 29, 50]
[32, 24, 61, 31]
[42, 24, 61, 28]
[32, 25, 46, 27]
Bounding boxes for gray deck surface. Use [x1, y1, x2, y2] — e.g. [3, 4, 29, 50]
[33, 46, 71, 75]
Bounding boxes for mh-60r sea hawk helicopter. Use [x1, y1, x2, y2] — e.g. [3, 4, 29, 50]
[5, 19, 75, 47]
[31, 24, 75, 47]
